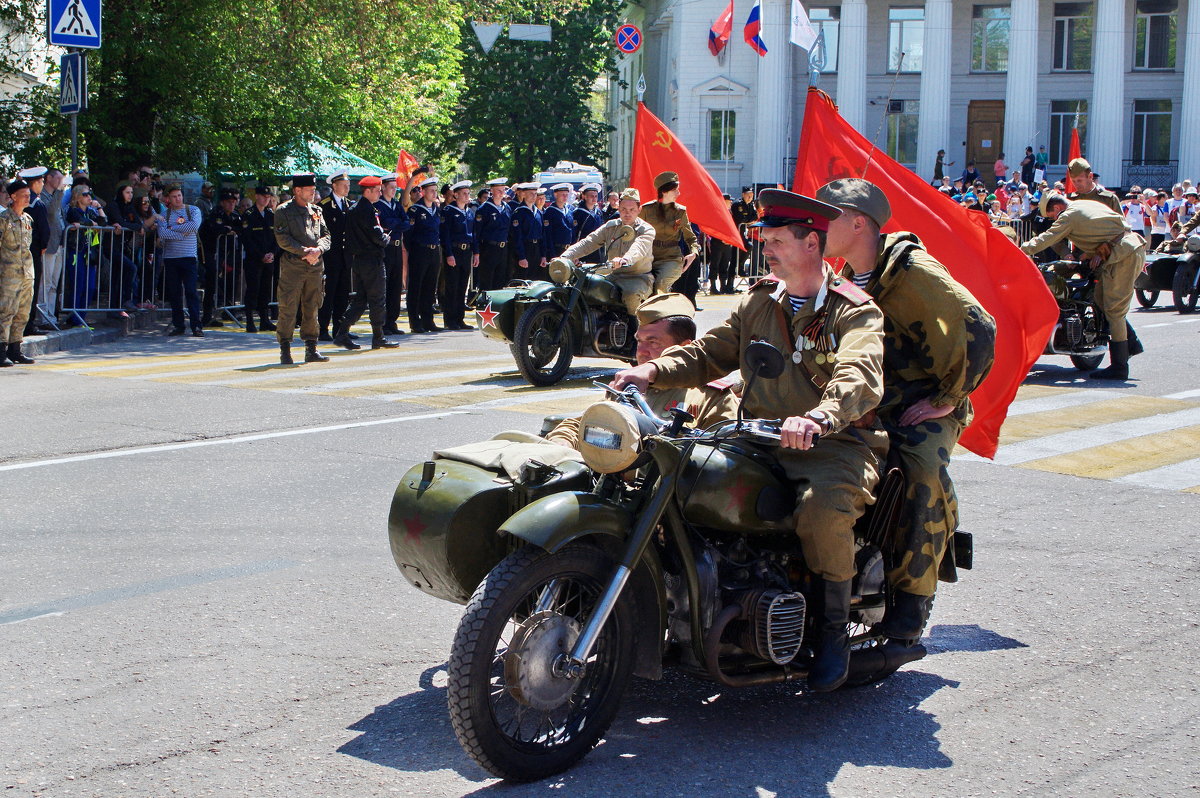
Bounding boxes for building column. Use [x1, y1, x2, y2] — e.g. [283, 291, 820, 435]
[1003, 0, 1040, 169]
[836, 0, 868, 132]
[917, 0, 953, 182]
[753, 0, 793, 184]
[1089, 0, 1125, 181]
[1179, 1, 1200, 181]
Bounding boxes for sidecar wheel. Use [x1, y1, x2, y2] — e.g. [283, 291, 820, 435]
[511, 302, 575, 386]
[1135, 288, 1159, 308]
[1172, 267, 1199, 313]
[1070, 353, 1105, 371]
[447, 544, 635, 782]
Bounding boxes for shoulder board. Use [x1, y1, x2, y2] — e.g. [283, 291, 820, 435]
[750, 276, 779, 292]
[675, 203, 687, 211]
[319, 196, 332, 205]
[829, 278, 873, 305]
[706, 376, 738, 391]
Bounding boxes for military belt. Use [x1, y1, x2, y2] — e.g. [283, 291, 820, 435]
[390, 240, 403, 247]
[527, 238, 541, 243]
[417, 243, 438, 250]
[452, 242, 471, 249]
[485, 240, 507, 248]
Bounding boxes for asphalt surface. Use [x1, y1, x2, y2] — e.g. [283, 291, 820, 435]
[2, 293, 1198, 797]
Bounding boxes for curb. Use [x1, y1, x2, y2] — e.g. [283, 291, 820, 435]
[20, 309, 171, 357]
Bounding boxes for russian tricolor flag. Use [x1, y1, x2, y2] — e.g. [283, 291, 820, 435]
[744, 0, 768, 56]
[709, 0, 733, 56]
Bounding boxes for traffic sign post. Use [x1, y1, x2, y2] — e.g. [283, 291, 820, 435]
[614, 24, 642, 54]
[48, 0, 102, 49]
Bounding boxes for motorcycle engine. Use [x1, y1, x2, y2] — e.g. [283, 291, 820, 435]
[595, 314, 630, 353]
[1056, 311, 1084, 348]
[737, 589, 806, 665]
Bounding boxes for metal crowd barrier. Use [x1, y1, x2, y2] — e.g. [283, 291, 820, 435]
[992, 217, 1038, 244]
[209, 232, 246, 323]
[59, 224, 164, 327]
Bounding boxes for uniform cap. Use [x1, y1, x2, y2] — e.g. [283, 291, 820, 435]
[450, 180, 472, 191]
[290, 173, 317, 188]
[486, 177, 509, 186]
[1038, 190, 1066, 217]
[327, 166, 351, 183]
[254, 185, 274, 196]
[581, 183, 601, 194]
[418, 177, 438, 188]
[219, 188, 239, 201]
[6, 179, 29, 194]
[382, 173, 400, 184]
[537, 187, 547, 195]
[551, 182, 572, 192]
[741, 185, 753, 193]
[815, 178, 892, 229]
[1067, 157, 1091, 176]
[358, 175, 383, 188]
[201, 181, 214, 189]
[619, 188, 641, 203]
[17, 166, 48, 180]
[750, 189, 841, 231]
[653, 171, 679, 190]
[635, 293, 695, 325]
[1186, 188, 1199, 197]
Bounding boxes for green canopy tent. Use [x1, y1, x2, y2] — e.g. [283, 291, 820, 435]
[218, 135, 393, 184]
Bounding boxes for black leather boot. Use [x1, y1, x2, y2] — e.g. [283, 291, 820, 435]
[1126, 322, 1143, 356]
[371, 326, 399, 349]
[333, 328, 361, 350]
[304, 341, 329, 363]
[808, 578, 852, 693]
[1091, 339, 1130, 380]
[245, 312, 257, 334]
[279, 341, 293, 365]
[0, 348, 12, 367]
[7, 342, 34, 365]
[877, 589, 930, 642]
[260, 318, 276, 332]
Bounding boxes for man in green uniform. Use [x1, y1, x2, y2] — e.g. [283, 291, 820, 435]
[818, 178, 996, 641]
[554, 187, 656, 314]
[545, 293, 738, 448]
[1066, 158, 1122, 213]
[0, 179, 36, 367]
[273, 174, 332, 365]
[640, 171, 700, 294]
[1021, 192, 1146, 379]
[612, 189, 887, 692]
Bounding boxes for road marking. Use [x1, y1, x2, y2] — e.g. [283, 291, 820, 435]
[1022, 425, 1200, 480]
[273, 362, 518, 394]
[0, 411, 466, 473]
[1003, 390, 1121, 417]
[461, 387, 601, 410]
[1165, 388, 1200, 400]
[1115, 457, 1200, 491]
[188, 354, 510, 386]
[996, 396, 1188, 444]
[992, 407, 1200, 465]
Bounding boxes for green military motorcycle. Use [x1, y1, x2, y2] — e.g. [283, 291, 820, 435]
[471, 256, 639, 387]
[388, 342, 972, 781]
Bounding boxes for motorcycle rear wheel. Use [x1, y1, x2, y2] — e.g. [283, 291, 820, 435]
[1172, 267, 1199, 314]
[1070, 353, 1105, 371]
[1135, 288, 1160, 308]
[511, 302, 576, 386]
[447, 544, 635, 782]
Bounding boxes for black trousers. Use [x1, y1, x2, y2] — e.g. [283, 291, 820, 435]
[407, 244, 441, 331]
[710, 240, 735, 292]
[477, 241, 509, 291]
[200, 248, 217, 323]
[516, 240, 545, 282]
[318, 248, 351, 335]
[243, 256, 274, 323]
[25, 249, 43, 332]
[384, 242, 404, 328]
[675, 259, 699, 306]
[440, 242, 472, 327]
[338, 255, 387, 335]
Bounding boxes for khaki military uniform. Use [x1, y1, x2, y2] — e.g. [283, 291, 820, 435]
[273, 199, 332, 344]
[1021, 202, 1145, 343]
[848, 233, 997, 597]
[0, 208, 35, 345]
[1179, 211, 1200, 239]
[561, 218, 656, 314]
[1069, 186, 1122, 214]
[650, 270, 888, 582]
[640, 201, 701, 293]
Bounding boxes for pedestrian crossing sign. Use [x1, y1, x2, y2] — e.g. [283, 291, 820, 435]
[48, 0, 102, 48]
[59, 52, 85, 114]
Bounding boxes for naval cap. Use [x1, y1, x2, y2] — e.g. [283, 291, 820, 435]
[18, 166, 48, 180]
[450, 180, 472, 191]
[580, 183, 601, 194]
[551, 182, 572, 192]
[815, 178, 892, 229]
[635, 293, 695, 326]
[486, 177, 509, 186]
[382, 173, 401, 184]
[327, 166, 351, 183]
[750, 189, 841, 231]
[418, 177, 438, 188]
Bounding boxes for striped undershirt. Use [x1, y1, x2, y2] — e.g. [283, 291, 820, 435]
[850, 270, 874, 288]
[787, 295, 810, 313]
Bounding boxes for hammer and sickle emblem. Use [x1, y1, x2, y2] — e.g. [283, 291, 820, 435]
[653, 131, 674, 151]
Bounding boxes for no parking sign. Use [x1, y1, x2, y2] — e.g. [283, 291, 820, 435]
[615, 24, 642, 54]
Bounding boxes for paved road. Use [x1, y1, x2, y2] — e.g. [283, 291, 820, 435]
[2, 293, 1198, 797]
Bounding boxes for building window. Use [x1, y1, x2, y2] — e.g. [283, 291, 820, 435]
[808, 7, 840, 73]
[709, 110, 736, 162]
[1134, 0, 1177, 70]
[886, 100, 920, 168]
[1052, 2, 1093, 71]
[971, 6, 1010, 72]
[1049, 100, 1087, 166]
[887, 8, 924, 73]
[1132, 99, 1172, 163]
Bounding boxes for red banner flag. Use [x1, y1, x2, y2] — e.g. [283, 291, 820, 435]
[1062, 128, 1081, 194]
[396, 149, 420, 178]
[792, 88, 1057, 459]
[629, 102, 745, 249]
[709, 0, 733, 56]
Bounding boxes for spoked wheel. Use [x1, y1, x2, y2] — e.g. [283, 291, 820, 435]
[511, 302, 575, 386]
[1135, 288, 1160, 308]
[1172, 267, 1199, 313]
[843, 595, 933, 689]
[447, 544, 635, 782]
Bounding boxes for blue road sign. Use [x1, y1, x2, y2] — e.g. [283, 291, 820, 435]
[59, 52, 85, 114]
[48, 0, 101, 49]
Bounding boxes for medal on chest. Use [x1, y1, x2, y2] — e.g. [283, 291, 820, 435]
[793, 309, 838, 365]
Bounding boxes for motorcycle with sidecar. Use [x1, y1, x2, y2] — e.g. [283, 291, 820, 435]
[1134, 234, 1200, 313]
[1038, 259, 1111, 371]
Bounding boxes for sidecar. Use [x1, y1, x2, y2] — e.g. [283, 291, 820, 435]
[471, 281, 560, 344]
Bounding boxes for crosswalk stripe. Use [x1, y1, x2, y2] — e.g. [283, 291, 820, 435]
[1021, 425, 1200, 481]
[42, 349, 277, 373]
[461, 387, 600, 410]
[273, 362, 518, 394]
[995, 396, 1188, 444]
[187, 353, 510, 386]
[1003, 389, 1123, 417]
[1164, 388, 1200, 400]
[1115, 456, 1200, 491]
[992, 407, 1200, 465]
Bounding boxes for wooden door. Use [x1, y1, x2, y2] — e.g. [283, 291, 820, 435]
[967, 100, 1006, 171]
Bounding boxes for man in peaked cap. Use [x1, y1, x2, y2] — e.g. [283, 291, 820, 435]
[0, 178, 36, 366]
[199, 187, 244, 327]
[17, 167, 50, 335]
[511, 182, 546, 281]
[730, 184, 759, 274]
[612, 188, 889, 692]
[545, 292, 737, 448]
[405, 176, 444, 332]
[474, 177, 513, 291]
[273, 173, 332, 364]
[1067, 158, 1121, 213]
[334, 175, 399, 350]
[376, 172, 415, 335]
[318, 167, 354, 340]
[554, 186, 656, 314]
[238, 185, 280, 333]
[819, 177, 996, 643]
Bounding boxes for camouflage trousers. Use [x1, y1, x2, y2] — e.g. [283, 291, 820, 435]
[0, 261, 34, 344]
[882, 414, 964, 597]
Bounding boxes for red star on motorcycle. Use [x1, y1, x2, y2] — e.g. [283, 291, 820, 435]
[404, 514, 427, 544]
[477, 302, 499, 329]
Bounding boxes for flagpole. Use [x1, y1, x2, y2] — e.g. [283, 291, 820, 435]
[863, 51, 904, 177]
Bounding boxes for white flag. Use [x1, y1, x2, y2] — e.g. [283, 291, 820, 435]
[790, 0, 819, 50]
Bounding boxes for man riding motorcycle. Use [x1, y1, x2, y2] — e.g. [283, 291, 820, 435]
[554, 187, 655, 315]
[544, 293, 738, 448]
[612, 189, 888, 692]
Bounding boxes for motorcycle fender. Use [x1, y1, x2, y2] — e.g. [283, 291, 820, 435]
[473, 288, 522, 342]
[500, 492, 667, 680]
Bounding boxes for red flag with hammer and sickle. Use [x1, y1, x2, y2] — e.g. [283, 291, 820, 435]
[630, 102, 745, 249]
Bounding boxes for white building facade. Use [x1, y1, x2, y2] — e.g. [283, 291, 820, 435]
[607, 0, 1194, 192]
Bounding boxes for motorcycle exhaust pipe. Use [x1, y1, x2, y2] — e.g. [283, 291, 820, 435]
[702, 604, 806, 688]
[844, 640, 927, 684]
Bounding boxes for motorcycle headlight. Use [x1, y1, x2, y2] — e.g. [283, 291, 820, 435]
[548, 257, 574, 285]
[578, 401, 645, 473]
[1187, 234, 1200, 254]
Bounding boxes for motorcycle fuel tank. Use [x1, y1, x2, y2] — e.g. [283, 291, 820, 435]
[677, 441, 794, 535]
[580, 273, 624, 309]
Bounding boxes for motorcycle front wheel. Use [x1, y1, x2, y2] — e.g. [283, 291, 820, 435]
[447, 544, 635, 782]
[1135, 288, 1160, 308]
[1172, 266, 1199, 313]
[1070, 352, 1105, 370]
[511, 302, 576, 386]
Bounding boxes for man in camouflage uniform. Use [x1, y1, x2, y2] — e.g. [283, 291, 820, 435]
[545, 293, 738, 447]
[273, 174, 332, 365]
[555, 187, 656, 315]
[818, 178, 997, 641]
[1066, 158, 1122, 213]
[614, 189, 887, 692]
[640, 171, 701, 293]
[1021, 192, 1146, 380]
[0, 179, 36, 366]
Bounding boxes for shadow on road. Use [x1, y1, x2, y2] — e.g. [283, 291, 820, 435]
[340, 662, 959, 796]
[1023, 362, 1136, 388]
[924, 623, 1028, 655]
